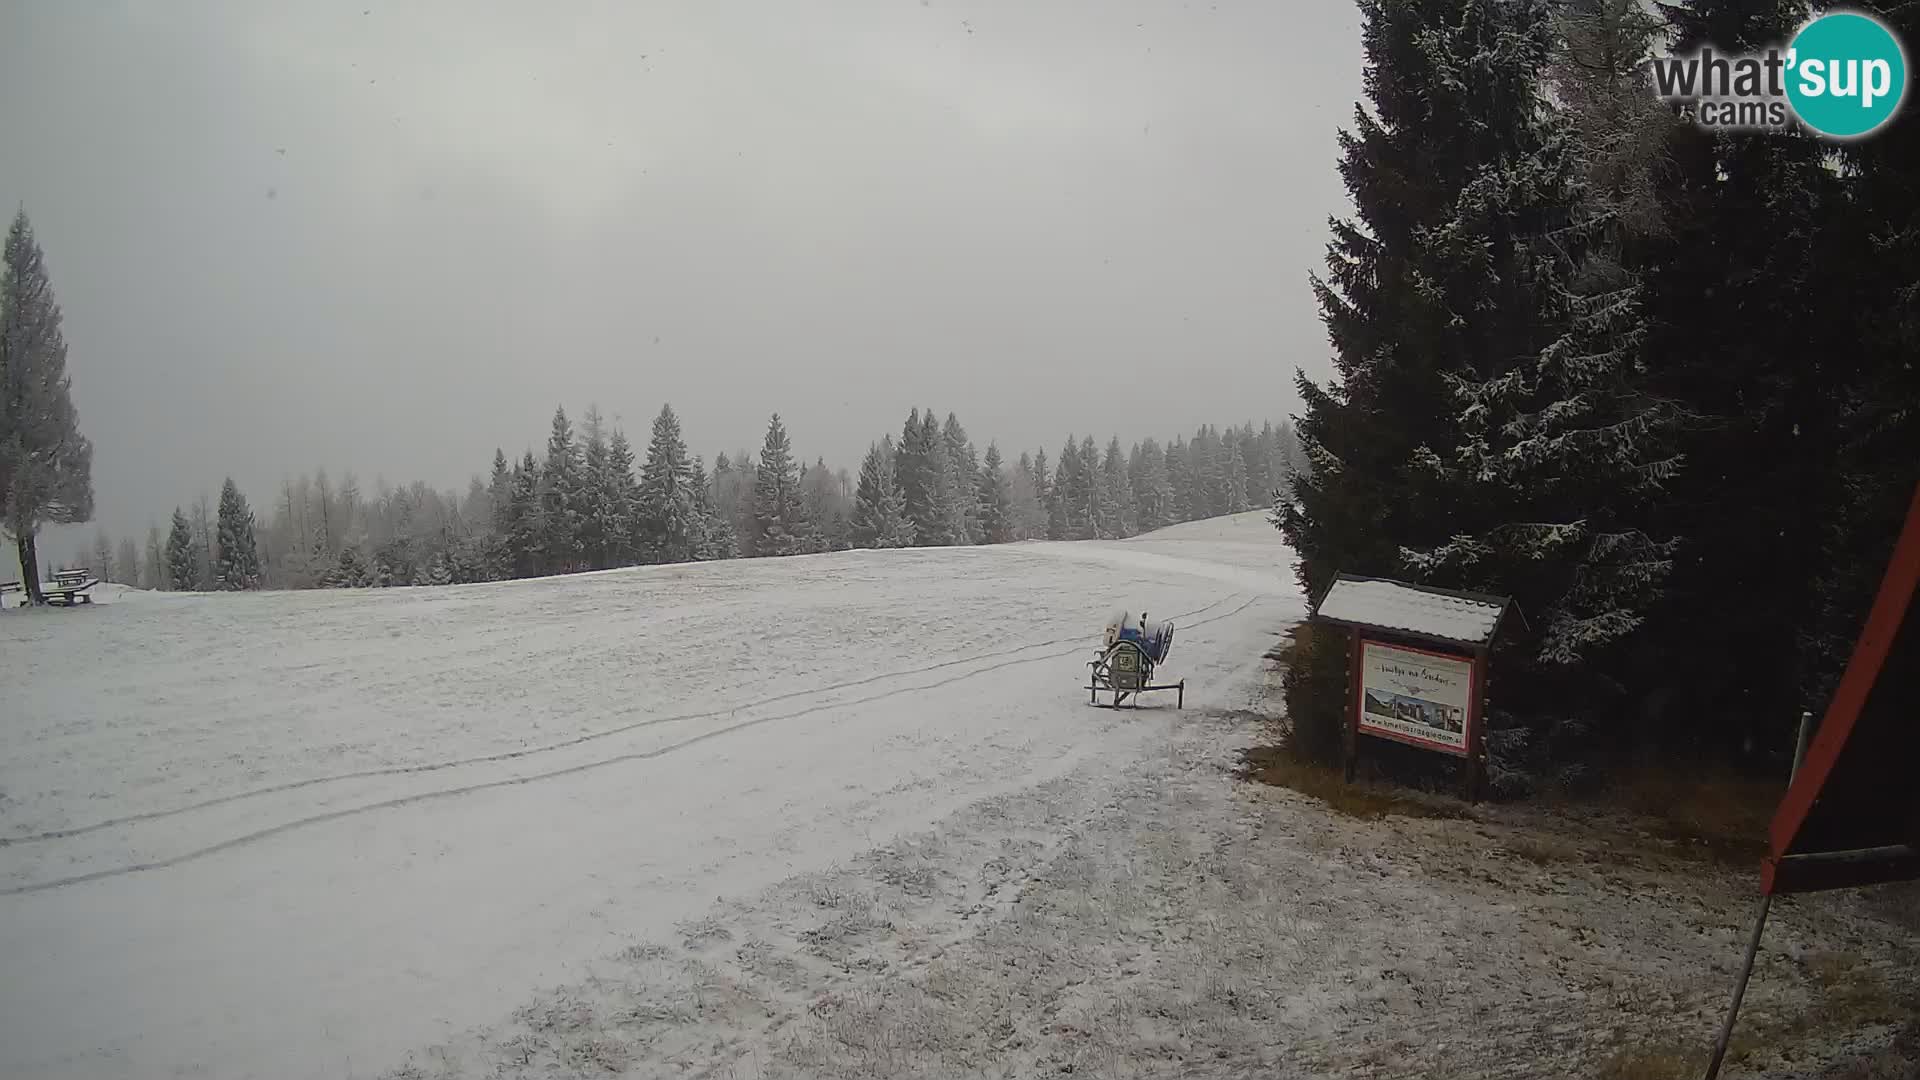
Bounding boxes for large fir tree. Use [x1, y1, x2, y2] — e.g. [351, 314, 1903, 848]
[1051, 437, 1086, 540]
[1277, 0, 1593, 773]
[852, 438, 915, 548]
[165, 508, 196, 591]
[895, 408, 936, 545]
[688, 455, 732, 559]
[1405, 0, 1680, 678]
[506, 451, 546, 577]
[0, 210, 93, 602]
[1131, 438, 1174, 532]
[977, 443, 1015, 544]
[752, 413, 808, 556]
[1100, 436, 1134, 537]
[605, 427, 640, 567]
[1030, 446, 1055, 539]
[541, 407, 584, 573]
[923, 410, 965, 545]
[1164, 437, 1192, 524]
[214, 477, 262, 590]
[1629, 0, 1867, 759]
[638, 403, 699, 564]
[576, 407, 613, 570]
[943, 413, 982, 544]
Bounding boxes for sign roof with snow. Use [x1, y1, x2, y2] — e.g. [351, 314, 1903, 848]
[1312, 574, 1509, 647]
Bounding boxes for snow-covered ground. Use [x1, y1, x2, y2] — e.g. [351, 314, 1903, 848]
[7, 513, 1914, 1079]
[0, 513, 1305, 1080]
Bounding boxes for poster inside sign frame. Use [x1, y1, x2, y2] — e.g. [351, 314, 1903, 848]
[1355, 639, 1478, 757]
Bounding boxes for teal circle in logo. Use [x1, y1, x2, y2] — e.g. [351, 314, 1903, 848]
[1786, 12, 1908, 138]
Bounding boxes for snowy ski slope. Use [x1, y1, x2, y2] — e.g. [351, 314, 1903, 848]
[0, 512, 1301, 1080]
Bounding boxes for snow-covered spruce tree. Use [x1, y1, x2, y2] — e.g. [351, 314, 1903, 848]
[506, 451, 545, 577]
[1029, 446, 1054, 539]
[412, 552, 453, 587]
[487, 449, 514, 577]
[541, 407, 584, 574]
[373, 534, 413, 588]
[0, 210, 93, 603]
[893, 408, 934, 545]
[1238, 424, 1267, 511]
[977, 443, 1015, 544]
[752, 413, 808, 557]
[575, 408, 613, 570]
[638, 403, 698, 564]
[1051, 437, 1086, 540]
[1101, 436, 1134, 537]
[713, 451, 756, 559]
[919, 410, 965, 545]
[1080, 436, 1113, 539]
[1566, 0, 1839, 762]
[943, 413, 982, 544]
[1164, 437, 1192, 523]
[688, 455, 733, 559]
[1403, 0, 1680, 681]
[165, 508, 196, 590]
[1222, 433, 1250, 515]
[1131, 438, 1174, 532]
[799, 458, 851, 553]
[214, 478, 262, 590]
[1179, 429, 1208, 519]
[1277, 0, 1580, 777]
[856, 438, 915, 548]
[326, 544, 373, 588]
[604, 427, 639, 567]
[1009, 452, 1045, 540]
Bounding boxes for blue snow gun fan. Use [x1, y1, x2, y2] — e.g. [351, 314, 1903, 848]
[1087, 608, 1184, 709]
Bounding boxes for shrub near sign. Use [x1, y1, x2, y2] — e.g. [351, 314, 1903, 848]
[1358, 641, 1474, 755]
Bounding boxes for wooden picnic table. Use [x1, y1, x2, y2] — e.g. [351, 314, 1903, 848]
[0, 573, 99, 606]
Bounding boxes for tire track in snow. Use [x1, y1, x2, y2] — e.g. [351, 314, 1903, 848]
[0, 595, 1272, 896]
[0, 590, 1243, 849]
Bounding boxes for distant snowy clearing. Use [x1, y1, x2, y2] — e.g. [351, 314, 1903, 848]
[0, 513, 1304, 1079]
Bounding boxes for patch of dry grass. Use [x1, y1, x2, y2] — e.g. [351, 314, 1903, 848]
[1605, 763, 1779, 865]
[1728, 957, 1919, 1068]
[1589, 1044, 1701, 1080]
[1825, 1021, 1920, 1080]
[1237, 745, 1468, 821]
[1499, 833, 1588, 867]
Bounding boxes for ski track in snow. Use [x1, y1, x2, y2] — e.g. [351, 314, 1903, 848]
[0, 594, 1265, 898]
[0, 513, 1305, 1080]
[1, 592, 1252, 851]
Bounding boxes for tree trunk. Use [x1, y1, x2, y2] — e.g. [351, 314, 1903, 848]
[16, 529, 44, 605]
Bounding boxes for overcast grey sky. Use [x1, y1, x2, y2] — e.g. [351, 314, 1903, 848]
[1, 0, 1359, 552]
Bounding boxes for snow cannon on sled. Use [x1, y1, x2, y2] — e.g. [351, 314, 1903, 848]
[1088, 608, 1184, 709]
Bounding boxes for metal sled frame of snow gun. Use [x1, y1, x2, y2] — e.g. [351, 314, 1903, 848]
[1087, 639, 1185, 709]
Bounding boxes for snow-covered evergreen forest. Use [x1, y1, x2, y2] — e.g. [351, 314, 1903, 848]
[1277, 0, 1920, 790]
[62, 405, 1305, 592]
